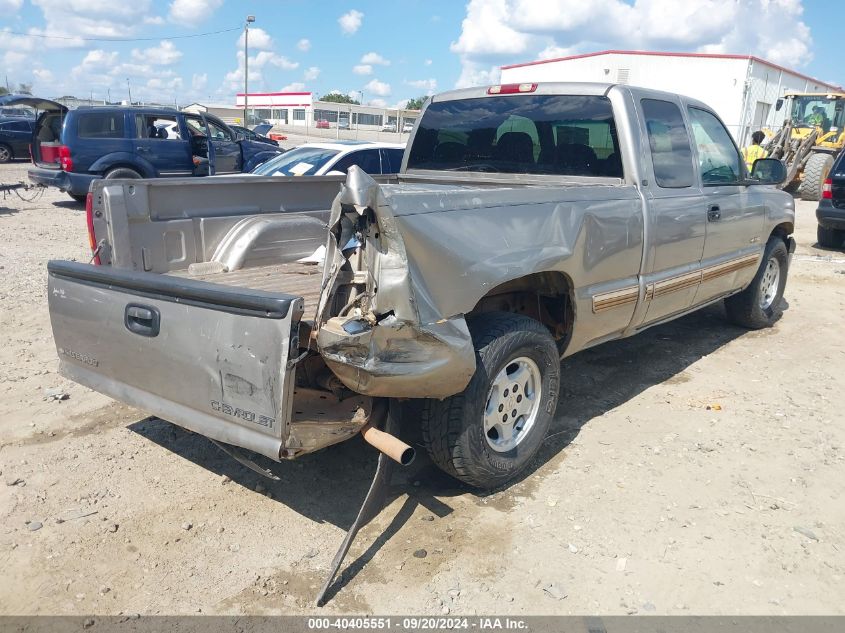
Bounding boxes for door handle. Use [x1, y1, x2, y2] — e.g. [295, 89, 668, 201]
[707, 204, 721, 221]
[136, 146, 150, 153]
[124, 304, 160, 337]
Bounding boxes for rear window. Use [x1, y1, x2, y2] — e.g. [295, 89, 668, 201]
[77, 112, 125, 139]
[250, 146, 340, 176]
[407, 94, 622, 177]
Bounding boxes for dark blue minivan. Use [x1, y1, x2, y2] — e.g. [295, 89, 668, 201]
[0, 95, 284, 203]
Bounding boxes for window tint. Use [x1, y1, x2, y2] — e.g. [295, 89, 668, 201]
[382, 148, 404, 173]
[332, 149, 382, 174]
[135, 114, 181, 140]
[687, 107, 743, 184]
[407, 94, 621, 177]
[185, 116, 206, 137]
[77, 112, 125, 139]
[5, 120, 33, 132]
[641, 99, 694, 188]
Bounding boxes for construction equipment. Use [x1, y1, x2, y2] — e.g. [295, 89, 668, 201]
[764, 91, 845, 201]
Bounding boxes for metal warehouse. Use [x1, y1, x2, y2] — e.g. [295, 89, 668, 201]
[500, 50, 842, 146]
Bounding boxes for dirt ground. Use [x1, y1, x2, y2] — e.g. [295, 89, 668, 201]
[1, 159, 843, 616]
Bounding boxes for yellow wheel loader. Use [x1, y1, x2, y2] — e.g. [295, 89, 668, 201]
[764, 92, 845, 201]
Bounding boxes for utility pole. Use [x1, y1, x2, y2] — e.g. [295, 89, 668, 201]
[243, 15, 255, 125]
[107, 88, 111, 104]
[126, 78, 132, 105]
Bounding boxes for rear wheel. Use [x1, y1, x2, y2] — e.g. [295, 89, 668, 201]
[420, 312, 560, 490]
[0, 144, 12, 163]
[817, 225, 844, 249]
[725, 237, 789, 329]
[801, 153, 834, 201]
[104, 167, 142, 180]
[68, 194, 87, 204]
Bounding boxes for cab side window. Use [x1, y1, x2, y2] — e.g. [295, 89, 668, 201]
[135, 114, 181, 140]
[641, 99, 695, 188]
[687, 107, 743, 184]
[207, 120, 233, 141]
[332, 149, 382, 174]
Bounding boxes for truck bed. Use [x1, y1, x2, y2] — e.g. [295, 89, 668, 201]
[171, 262, 324, 312]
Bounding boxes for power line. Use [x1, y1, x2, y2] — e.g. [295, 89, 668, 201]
[1, 26, 241, 42]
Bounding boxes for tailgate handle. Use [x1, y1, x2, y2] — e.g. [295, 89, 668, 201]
[124, 304, 160, 337]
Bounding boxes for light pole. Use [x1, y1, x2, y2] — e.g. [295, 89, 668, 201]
[243, 15, 255, 125]
[126, 78, 132, 105]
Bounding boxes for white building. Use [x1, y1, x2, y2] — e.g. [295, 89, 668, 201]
[500, 50, 843, 146]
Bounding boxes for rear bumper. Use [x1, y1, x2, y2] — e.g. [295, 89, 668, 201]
[816, 200, 845, 230]
[28, 167, 99, 196]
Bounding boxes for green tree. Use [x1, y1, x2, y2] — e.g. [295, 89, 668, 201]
[319, 93, 360, 105]
[18, 83, 33, 95]
[405, 96, 428, 111]
[0, 86, 9, 96]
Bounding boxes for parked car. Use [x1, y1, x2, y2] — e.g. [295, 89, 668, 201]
[250, 141, 404, 176]
[0, 117, 35, 163]
[0, 94, 284, 203]
[338, 118, 350, 130]
[48, 82, 793, 494]
[402, 121, 414, 133]
[229, 124, 279, 146]
[381, 122, 397, 133]
[315, 119, 330, 129]
[816, 149, 845, 248]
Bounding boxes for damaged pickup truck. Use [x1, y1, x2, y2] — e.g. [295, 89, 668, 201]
[48, 83, 795, 492]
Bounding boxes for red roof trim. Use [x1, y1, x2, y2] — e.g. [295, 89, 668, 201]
[500, 49, 842, 92]
[236, 92, 312, 97]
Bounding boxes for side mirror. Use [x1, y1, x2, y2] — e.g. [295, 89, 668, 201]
[775, 98, 783, 112]
[750, 158, 787, 185]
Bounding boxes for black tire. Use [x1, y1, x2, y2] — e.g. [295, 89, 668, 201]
[104, 167, 142, 180]
[0, 144, 12, 163]
[420, 312, 560, 490]
[725, 237, 789, 329]
[817, 225, 844, 249]
[800, 153, 834, 202]
[68, 193, 87, 204]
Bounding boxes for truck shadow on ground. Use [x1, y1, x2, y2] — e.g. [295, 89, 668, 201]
[129, 301, 770, 600]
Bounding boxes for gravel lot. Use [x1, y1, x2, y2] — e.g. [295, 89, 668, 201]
[1, 159, 843, 616]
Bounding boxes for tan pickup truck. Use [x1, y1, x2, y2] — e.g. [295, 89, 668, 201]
[48, 82, 795, 492]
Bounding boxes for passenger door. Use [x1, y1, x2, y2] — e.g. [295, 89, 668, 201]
[636, 98, 707, 327]
[205, 117, 241, 174]
[132, 114, 192, 177]
[687, 106, 765, 303]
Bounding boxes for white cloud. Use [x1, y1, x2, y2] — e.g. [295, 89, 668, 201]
[297, 38, 311, 52]
[353, 64, 373, 75]
[281, 82, 307, 92]
[360, 51, 390, 66]
[29, 0, 156, 46]
[451, 0, 815, 88]
[368, 98, 387, 108]
[131, 41, 182, 65]
[238, 27, 274, 50]
[0, 0, 23, 10]
[364, 78, 391, 97]
[168, 0, 223, 23]
[304, 66, 320, 81]
[338, 9, 363, 35]
[76, 49, 119, 72]
[424, 59, 432, 66]
[406, 78, 437, 94]
[33, 68, 54, 83]
[191, 72, 207, 91]
[223, 50, 299, 90]
[3, 51, 27, 68]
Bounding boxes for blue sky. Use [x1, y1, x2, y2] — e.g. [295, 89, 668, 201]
[0, 0, 841, 108]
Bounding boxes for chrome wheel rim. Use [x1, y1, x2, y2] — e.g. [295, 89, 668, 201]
[0, 147, 10, 162]
[483, 356, 542, 453]
[759, 257, 781, 309]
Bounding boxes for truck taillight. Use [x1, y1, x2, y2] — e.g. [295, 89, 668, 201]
[822, 178, 833, 200]
[58, 145, 73, 172]
[488, 83, 538, 95]
[85, 193, 101, 265]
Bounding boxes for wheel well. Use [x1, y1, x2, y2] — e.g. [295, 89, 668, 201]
[770, 222, 794, 243]
[467, 271, 574, 349]
[102, 164, 144, 177]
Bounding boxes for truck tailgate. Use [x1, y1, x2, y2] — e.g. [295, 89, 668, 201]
[47, 260, 304, 460]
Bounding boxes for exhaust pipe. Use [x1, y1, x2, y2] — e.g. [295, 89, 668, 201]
[360, 400, 415, 466]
